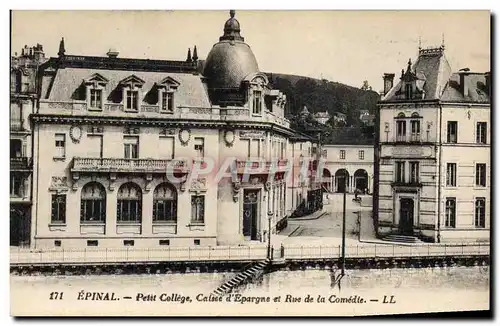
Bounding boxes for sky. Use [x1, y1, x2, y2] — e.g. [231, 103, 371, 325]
[11, 10, 490, 92]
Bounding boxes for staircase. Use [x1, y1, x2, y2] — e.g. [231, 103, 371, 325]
[213, 259, 271, 296]
[382, 234, 423, 244]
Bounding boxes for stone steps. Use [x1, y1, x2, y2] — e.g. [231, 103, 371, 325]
[212, 259, 270, 296]
[382, 234, 423, 243]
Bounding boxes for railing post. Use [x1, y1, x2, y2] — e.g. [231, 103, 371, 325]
[188, 247, 191, 260]
[105, 248, 108, 262]
[356, 245, 359, 257]
[374, 244, 377, 258]
[393, 245, 395, 257]
[444, 244, 447, 255]
[428, 244, 430, 256]
[338, 245, 341, 258]
[462, 244, 464, 255]
[319, 246, 322, 258]
[126, 247, 129, 261]
[208, 246, 211, 259]
[301, 246, 304, 258]
[228, 246, 231, 259]
[62, 249, 65, 262]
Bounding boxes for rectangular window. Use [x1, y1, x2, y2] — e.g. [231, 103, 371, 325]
[252, 91, 262, 115]
[475, 163, 486, 187]
[476, 122, 487, 144]
[447, 121, 458, 143]
[405, 83, 412, 99]
[410, 120, 420, 142]
[340, 150, 345, 160]
[51, 194, 66, 224]
[396, 121, 406, 142]
[55, 134, 66, 158]
[161, 92, 174, 112]
[395, 161, 405, 183]
[251, 139, 261, 158]
[10, 173, 23, 197]
[475, 198, 486, 228]
[126, 90, 139, 111]
[446, 163, 457, 187]
[358, 150, 364, 160]
[90, 89, 102, 109]
[194, 137, 204, 158]
[124, 136, 139, 159]
[191, 195, 205, 223]
[445, 198, 456, 228]
[409, 161, 419, 183]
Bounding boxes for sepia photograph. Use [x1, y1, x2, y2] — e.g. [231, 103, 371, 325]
[8, 8, 491, 317]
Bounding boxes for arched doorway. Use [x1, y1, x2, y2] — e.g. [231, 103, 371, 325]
[399, 198, 414, 235]
[354, 169, 369, 193]
[322, 168, 332, 192]
[335, 169, 349, 193]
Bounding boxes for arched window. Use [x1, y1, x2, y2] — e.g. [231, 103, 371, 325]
[411, 112, 420, 118]
[80, 182, 106, 223]
[153, 183, 177, 223]
[397, 112, 406, 118]
[117, 182, 142, 223]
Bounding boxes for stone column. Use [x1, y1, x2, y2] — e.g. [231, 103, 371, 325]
[141, 189, 153, 236]
[105, 189, 117, 236]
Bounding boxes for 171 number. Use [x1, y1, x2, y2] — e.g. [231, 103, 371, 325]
[49, 292, 64, 300]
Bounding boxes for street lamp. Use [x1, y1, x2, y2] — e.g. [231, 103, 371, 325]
[267, 209, 274, 259]
[341, 171, 347, 277]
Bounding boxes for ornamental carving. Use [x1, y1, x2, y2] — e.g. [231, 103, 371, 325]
[189, 178, 207, 194]
[179, 128, 191, 146]
[49, 176, 69, 192]
[239, 130, 265, 139]
[69, 125, 82, 143]
[224, 129, 236, 147]
[160, 128, 176, 136]
[232, 181, 241, 203]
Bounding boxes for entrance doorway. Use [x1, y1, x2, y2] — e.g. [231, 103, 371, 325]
[243, 189, 260, 240]
[399, 198, 414, 235]
[335, 169, 349, 193]
[354, 169, 368, 193]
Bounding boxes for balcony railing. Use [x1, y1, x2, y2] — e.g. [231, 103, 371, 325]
[235, 159, 289, 173]
[10, 157, 32, 171]
[391, 181, 423, 187]
[10, 119, 24, 131]
[71, 157, 188, 174]
[38, 101, 291, 128]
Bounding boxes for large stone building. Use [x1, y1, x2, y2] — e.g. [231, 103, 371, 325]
[373, 45, 490, 243]
[26, 11, 321, 249]
[10, 44, 47, 246]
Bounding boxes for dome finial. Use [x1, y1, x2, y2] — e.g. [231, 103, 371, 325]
[230, 10, 235, 18]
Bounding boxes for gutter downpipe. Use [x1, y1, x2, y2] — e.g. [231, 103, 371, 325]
[437, 101, 442, 243]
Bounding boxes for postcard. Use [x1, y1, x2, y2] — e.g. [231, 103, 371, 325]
[9, 9, 490, 317]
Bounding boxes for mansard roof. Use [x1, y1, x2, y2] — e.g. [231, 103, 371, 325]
[40, 66, 211, 108]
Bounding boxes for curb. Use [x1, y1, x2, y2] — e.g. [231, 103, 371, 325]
[289, 211, 327, 221]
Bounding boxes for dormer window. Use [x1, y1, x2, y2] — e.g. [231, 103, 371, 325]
[126, 90, 139, 111]
[156, 76, 180, 114]
[405, 84, 413, 99]
[161, 91, 174, 112]
[84, 73, 109, 111]
[119, 75, 145, 113]
[90, 89, 102, 109]
[252, 90, 262, 115]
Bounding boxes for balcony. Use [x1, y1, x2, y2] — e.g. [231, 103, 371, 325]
[235, 159, 290, 174]
[391, 181, 423, 188]
[10, 157, 32, 171]
[10, 119, 24, 131]
[38, 100, 291, 128]
[71, 157, 188, 174]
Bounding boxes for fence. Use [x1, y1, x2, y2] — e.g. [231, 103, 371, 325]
[282, 243, 490, 260]
[10, 245, 268, 265]
[10, 243, 489, 266]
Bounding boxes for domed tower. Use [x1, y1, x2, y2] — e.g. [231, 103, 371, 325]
[203, 10, 261, 106]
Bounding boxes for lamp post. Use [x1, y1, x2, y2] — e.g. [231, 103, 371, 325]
[267, 209, 273, 259]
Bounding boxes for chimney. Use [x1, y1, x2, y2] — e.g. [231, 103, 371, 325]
[383, 73, 395, 96]
[485, 71, 490, 97]
[459, 68, 470, 97]
[33, 43, 45, 62]
[106, 48, 119, 58]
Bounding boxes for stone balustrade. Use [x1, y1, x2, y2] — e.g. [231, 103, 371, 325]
[72, 157, 188, 174]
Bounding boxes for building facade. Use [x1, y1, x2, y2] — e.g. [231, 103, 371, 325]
[10, 44, 47, 246]
[374, 45, 490, 243]
[28, 11, 321, 249]
[321, 144, 374, 194]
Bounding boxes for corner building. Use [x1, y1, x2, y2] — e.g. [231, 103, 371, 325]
[31, 11, 321, 249]
[374, 45, 490, 243]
